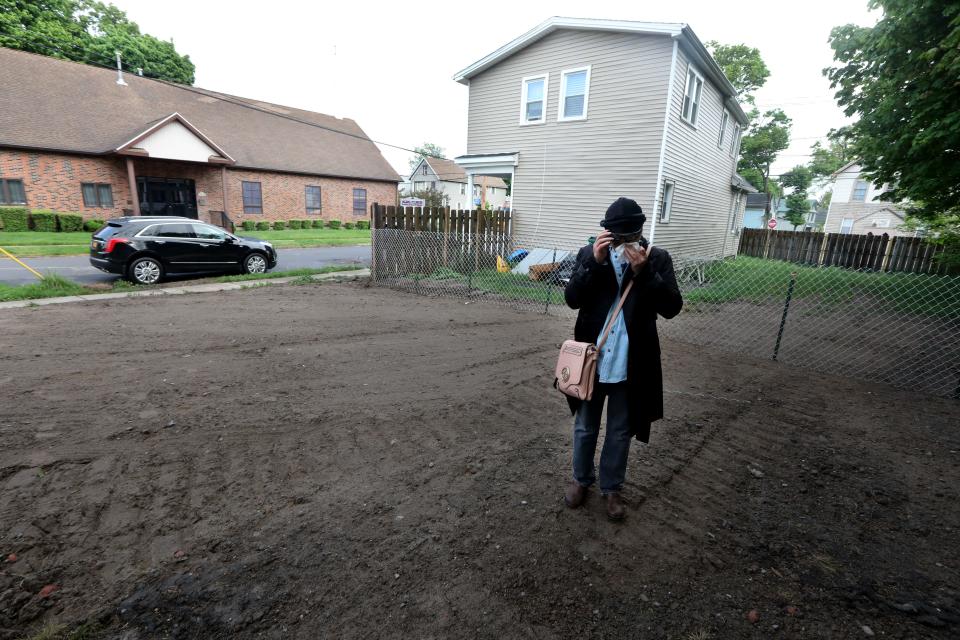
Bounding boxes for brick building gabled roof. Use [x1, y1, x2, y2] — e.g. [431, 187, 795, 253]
[0, 47, 399, 183]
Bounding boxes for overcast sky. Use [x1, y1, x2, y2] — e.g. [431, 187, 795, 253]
[114, 0, 878, 179]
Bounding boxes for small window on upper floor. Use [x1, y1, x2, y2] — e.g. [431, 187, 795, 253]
[520, 74, 548, 125]
[718, 110, 730, 149]
[559, 66, 590, 121]
[852, 180, 869, 201]
[422, 164, 428, 176]
[730, 123, 742, 159]
[681, 65, 704, 127]
[660, 181, 675, 223]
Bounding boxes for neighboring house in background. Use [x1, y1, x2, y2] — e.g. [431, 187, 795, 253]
[823, 161, 912, 237]
[452, 16, 752, 258]
[741, 194, 826, 231]
[0, 47, 398, 227]
[405, 157, 508, 209]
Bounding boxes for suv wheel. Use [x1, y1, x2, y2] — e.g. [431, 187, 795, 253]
[243, 252, 268, 275]
[128, 257, 164, 285]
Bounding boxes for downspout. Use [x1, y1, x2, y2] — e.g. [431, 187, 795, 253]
[650, 38, 678, 247]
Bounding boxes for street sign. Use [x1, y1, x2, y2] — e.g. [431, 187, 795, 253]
[767, 217, 778, 230]
[400, 197, 425, 207]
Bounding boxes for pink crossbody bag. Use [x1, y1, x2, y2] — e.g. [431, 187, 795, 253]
[555, 280, 634, 401]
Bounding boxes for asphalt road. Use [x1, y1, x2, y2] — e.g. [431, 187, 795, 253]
[0, 245, 371, 286]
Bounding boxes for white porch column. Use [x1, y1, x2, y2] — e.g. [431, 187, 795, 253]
[467, 173, 475, 210]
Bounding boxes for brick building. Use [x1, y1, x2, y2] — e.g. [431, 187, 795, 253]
[0, 48, 398, 226]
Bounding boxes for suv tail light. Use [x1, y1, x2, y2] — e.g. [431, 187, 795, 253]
[104, 237, 130, 253]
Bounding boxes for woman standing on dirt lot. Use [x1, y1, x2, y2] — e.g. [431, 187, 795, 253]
[562, 197, 683, 521]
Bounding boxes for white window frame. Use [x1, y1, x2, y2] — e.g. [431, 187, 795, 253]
[557, 65, 591, 122]
[840, 217, 854, 234]
[460, 183, 465, 195]
[659, 180, 675, 223]
[519, 73, 549, 126]
[852, 180, 869, 202]
[730, 192, 742, 233]
[730, 123, 742, 158]
[681, 64, 704, 127]
[718, 110, 729, 148]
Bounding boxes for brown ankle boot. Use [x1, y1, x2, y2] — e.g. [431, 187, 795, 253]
[605, 492, 626, 521]
[564, 482, 588, 508]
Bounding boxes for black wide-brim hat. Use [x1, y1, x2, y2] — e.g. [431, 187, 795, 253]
[600, 197, 646, 234]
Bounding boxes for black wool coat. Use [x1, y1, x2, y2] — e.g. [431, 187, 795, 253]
[563, 243, 683, 442]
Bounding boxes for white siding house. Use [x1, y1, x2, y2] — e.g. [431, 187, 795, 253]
[823, 162, 913, 237]
[453, 17, 751, 258]
[405, 157, 508, 210]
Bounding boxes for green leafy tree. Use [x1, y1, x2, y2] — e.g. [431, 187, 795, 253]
[408, 142, 446, 173]
[783, 193, 810, 230]
[708, 41, 791, 214]
[825, 1, 960, 224]
[780, 165, 813, 230]
[0, 0, 195, 83]
[403, 186, 447, 208]
[739, 108, 792, 216]
[706, 41, 770, 106]
[808, 135, 853, 178]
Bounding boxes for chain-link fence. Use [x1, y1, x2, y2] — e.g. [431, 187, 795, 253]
[371, 228, 960, 398]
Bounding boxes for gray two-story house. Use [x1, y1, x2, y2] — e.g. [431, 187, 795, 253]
[453, 17, 752, 259]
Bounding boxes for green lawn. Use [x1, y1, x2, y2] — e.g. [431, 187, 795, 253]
[0, 228, 370, 256]
[233, 228, 370, 248]
[0, 265, 365, 303]
[682, 257, 959, 317]
[400, 256, 959, 318]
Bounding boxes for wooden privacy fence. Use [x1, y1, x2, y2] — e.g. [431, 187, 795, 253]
[370, 204, 513, 276]
[738, 228, 951, 274]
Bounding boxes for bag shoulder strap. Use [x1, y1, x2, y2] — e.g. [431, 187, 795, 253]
[597, 279, 634, 350]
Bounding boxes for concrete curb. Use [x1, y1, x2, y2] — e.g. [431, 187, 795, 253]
[0, 269, 370, 311]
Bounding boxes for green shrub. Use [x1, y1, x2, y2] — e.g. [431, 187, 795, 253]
[288, 219, 302, 229]
[301, 219, 312, 229]
[272, 220, 286, 230]
[57, 213, 83, 232]
[356, 220, 370, 230]
[256, 221, 270, 231]
[0, 207, 30, 232]
[0, 207, 30, 231]
[83, 218, 105, 232]
[343, 221, 355, 230]
[30, 210, 58, 232]
[242, 220, 256, 231]
[327, 219, 341, 229]
[312, 219, 324, 229]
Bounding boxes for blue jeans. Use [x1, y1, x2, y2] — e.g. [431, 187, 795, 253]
[572, 382, 632, 494]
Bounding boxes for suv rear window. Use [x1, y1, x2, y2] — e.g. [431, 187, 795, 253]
[93, 222, 124, 240]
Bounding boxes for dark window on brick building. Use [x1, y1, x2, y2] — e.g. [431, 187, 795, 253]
[0, 179, 26, 205]
[81, 183, 113, 208]
[352, 188, 367, 215]
[242, 181, 263, 214]
[305, 186, 322, 214]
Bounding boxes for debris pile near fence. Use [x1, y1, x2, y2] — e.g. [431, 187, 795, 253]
[369, 205, 960, 398]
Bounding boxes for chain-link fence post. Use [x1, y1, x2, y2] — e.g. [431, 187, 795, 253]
[544, 248, 557, 314]
[772, 271, 797, 361]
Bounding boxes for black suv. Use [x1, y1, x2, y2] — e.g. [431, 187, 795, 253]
[89, 217, 278, 284]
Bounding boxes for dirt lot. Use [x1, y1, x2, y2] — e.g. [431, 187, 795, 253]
[1, 281, 958, 639]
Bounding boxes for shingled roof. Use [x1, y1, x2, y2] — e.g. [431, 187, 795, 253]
[423, 157, 508, 188]
[0, 47, 399, 182]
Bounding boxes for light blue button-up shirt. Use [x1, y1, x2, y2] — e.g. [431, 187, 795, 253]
[597, 245, 630, 383]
